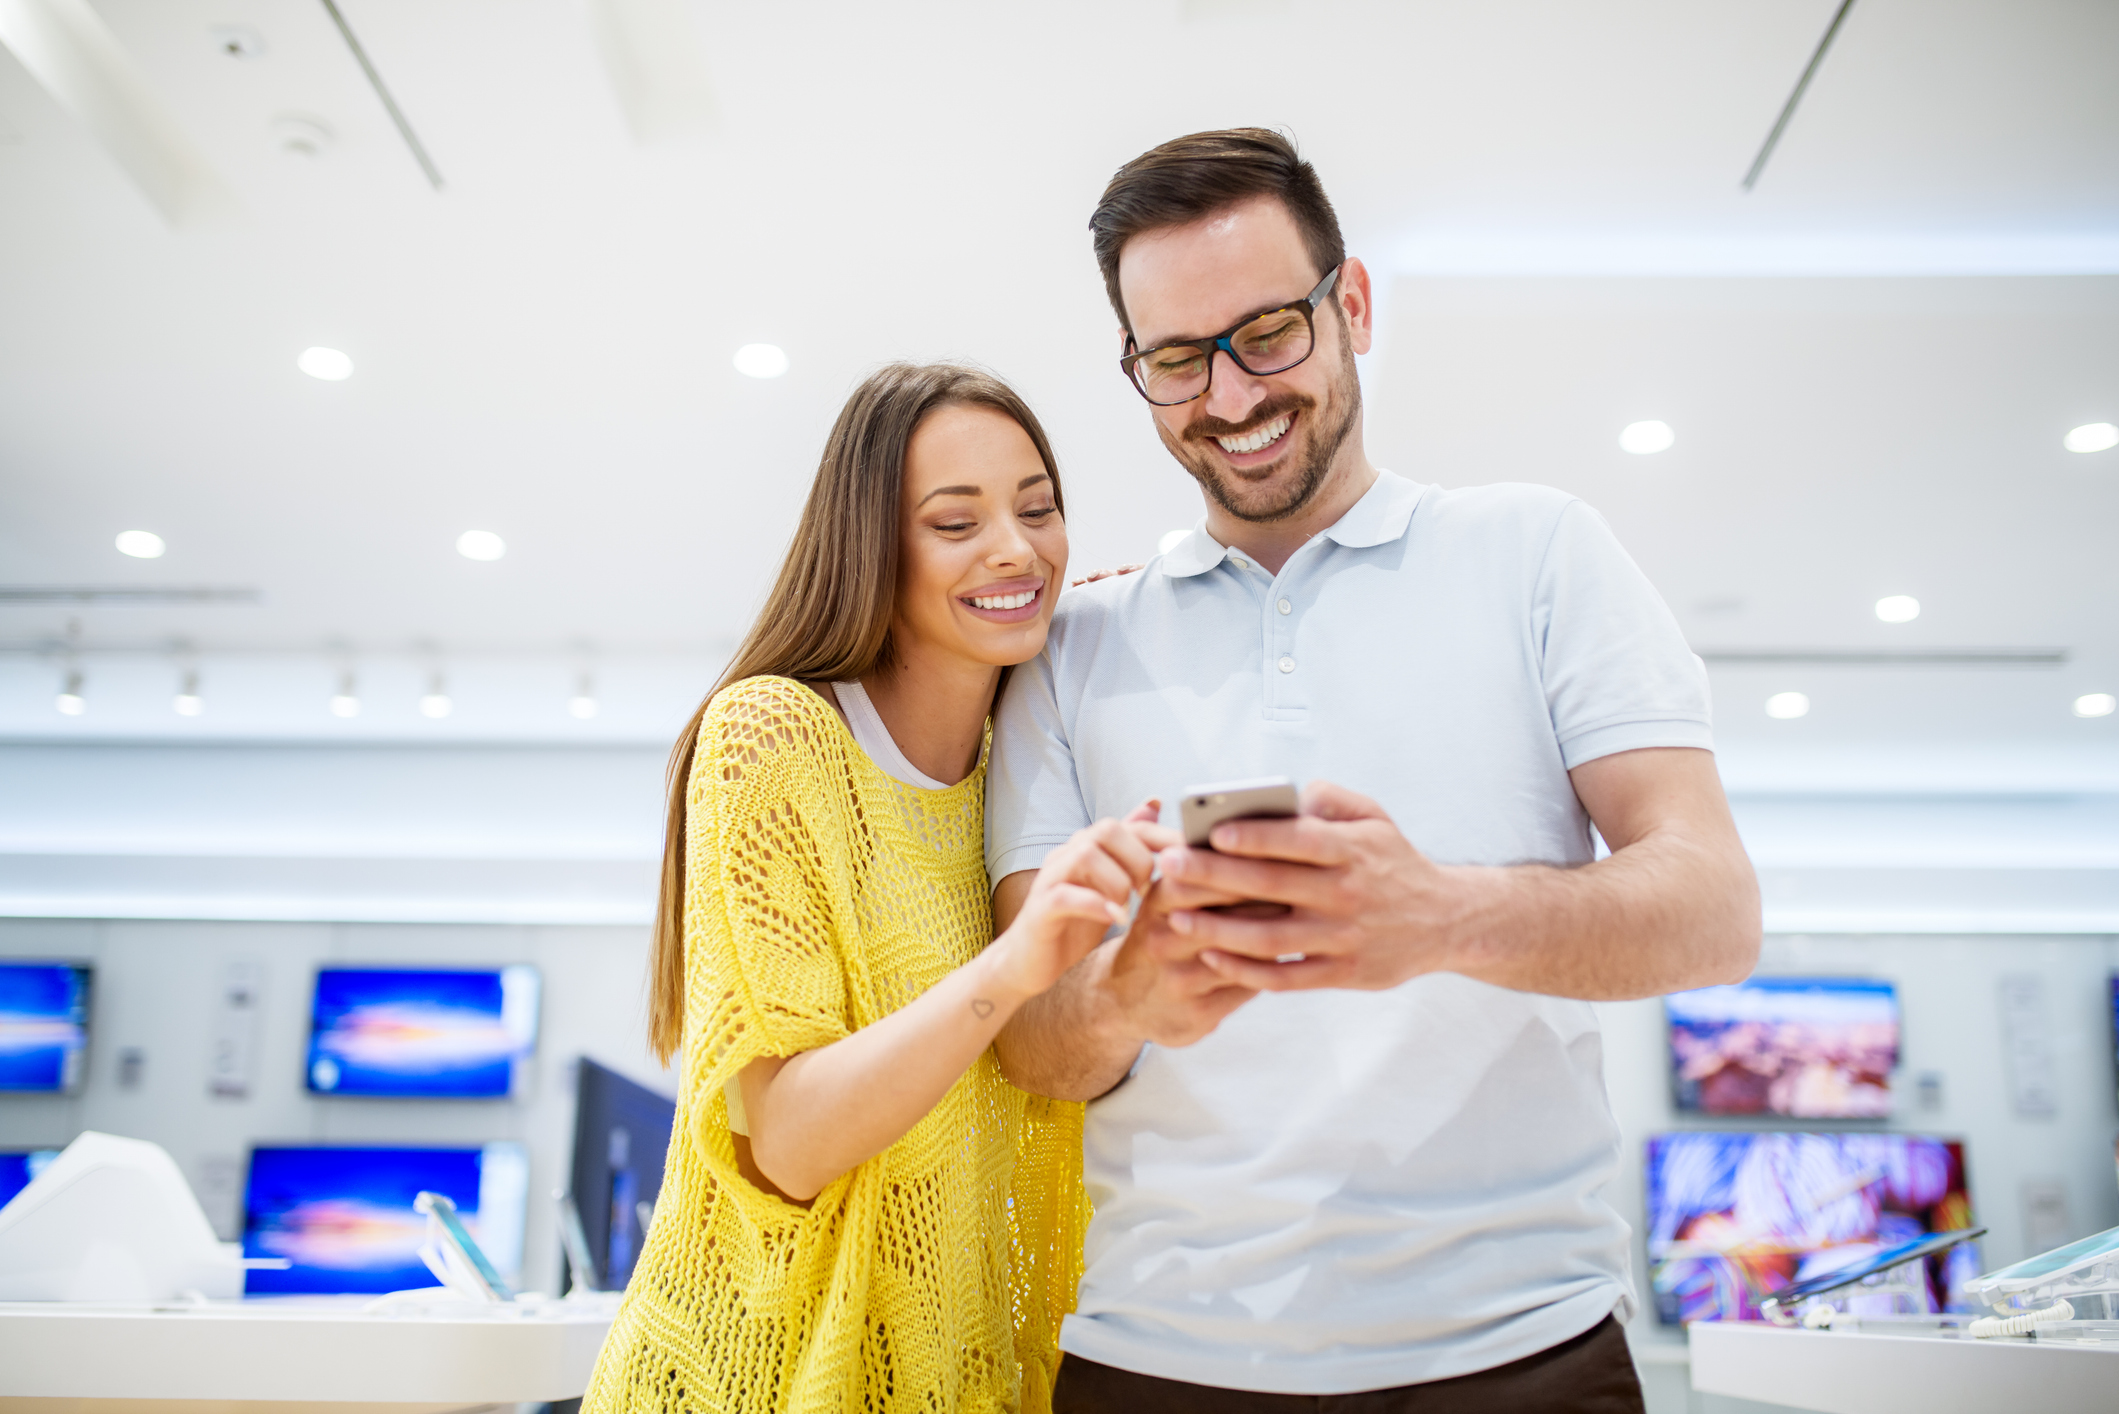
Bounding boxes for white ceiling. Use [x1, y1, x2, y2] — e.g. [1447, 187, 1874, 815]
[1, 0, 2115, 754]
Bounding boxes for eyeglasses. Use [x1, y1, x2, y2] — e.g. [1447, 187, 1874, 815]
[1119, 265, 1342, 407]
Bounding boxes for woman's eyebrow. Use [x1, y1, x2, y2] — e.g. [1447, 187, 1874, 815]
[915, 474, 1048, 508]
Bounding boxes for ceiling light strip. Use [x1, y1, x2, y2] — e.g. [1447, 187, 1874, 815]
[0, 587, 261, 604]
[317, 0, 442, 190]
[1741, 0, 1857, 192]
[1699, 650, 2067, 668]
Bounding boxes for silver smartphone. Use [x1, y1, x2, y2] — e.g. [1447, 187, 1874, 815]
[1180, 777, 1299, 848]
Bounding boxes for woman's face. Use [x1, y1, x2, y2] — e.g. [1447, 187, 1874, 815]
[892, 402, 1069, 671]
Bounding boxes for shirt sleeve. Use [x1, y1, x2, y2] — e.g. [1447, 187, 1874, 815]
[1532, 499, 1714, 769]
[986, 648, 1092, 882]
[684, 679, 852, 1102]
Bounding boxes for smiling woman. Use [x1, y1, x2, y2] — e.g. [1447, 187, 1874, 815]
[582, 363, 1169, 1414]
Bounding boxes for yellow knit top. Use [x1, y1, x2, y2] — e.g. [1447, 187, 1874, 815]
[582, 676, 1088, 1414]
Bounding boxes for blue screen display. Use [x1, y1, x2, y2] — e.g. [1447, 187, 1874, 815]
[305, 966, 538, 1098]
[242, 1143, 526, 1294]
[0, 1150, 58, 1210]
[0, 963, 91, 1093]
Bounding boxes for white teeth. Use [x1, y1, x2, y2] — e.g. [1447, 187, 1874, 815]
[1215, 413, 1291, 455]
[970, 589, 1037, 610]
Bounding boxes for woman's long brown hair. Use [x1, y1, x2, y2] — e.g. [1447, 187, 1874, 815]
[646, 362, 1066, 1063]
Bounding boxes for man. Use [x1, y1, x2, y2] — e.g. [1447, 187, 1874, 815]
[986, 129, 1760, 1412]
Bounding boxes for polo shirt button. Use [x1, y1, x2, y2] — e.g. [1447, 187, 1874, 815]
[1232, 558, 1248, 569]
[1277, 598, 1291, 615]
[1277, 656, 1295, 674]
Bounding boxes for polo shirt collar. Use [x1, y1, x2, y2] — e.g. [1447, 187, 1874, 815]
[1158, 469, 1426, 579]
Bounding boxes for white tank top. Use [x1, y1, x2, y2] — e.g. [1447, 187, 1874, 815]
[830, 679, 951, 790]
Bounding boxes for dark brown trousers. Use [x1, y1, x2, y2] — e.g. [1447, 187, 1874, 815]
[1052, 1314, 1645, 1414]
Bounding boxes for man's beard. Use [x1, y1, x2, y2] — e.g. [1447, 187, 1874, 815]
[1160, 337, 1362, 525]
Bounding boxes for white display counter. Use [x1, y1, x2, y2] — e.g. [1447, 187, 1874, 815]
[0, 1295, 616, 1413]
[1688, 1320, 2119, 1414]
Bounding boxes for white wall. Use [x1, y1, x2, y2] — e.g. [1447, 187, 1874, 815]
[0, 915, 666, 1298]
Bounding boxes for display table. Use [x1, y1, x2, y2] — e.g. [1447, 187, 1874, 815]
[0, 1294, 617, 1413]
[1688, 1319, 2119, 1414]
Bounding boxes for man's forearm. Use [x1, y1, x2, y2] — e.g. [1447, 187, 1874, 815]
[993, 940, 1143, 1102]
[1442, 823, 1759, 1000]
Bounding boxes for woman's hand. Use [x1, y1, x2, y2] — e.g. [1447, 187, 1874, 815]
[737, 799, 1177, 1202]
[985, 801, 1176, 1003]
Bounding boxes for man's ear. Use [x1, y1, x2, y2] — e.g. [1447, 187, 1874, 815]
[1337, 257, 1375, 357]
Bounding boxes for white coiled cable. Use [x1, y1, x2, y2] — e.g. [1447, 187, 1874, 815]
[1968, 1298, 2073, 1338]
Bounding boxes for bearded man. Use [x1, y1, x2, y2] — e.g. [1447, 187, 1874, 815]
[987, 128, 1760, 1413]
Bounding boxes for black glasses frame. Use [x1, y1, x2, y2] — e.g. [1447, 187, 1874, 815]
[1119, 265, 1342, 406]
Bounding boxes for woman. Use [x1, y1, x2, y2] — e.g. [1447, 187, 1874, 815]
[582, 363, 1164, 1414]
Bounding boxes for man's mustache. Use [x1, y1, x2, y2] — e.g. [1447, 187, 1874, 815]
[1181, 394, 1314, 444]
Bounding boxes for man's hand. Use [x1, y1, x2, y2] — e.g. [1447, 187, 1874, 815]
[1159, 781, 1458, 993]
[1153, 750, 1758, 1002]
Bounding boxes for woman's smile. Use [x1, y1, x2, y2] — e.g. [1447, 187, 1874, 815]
[961, 577, 1045, 622]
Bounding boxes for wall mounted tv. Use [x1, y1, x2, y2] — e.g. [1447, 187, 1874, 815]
[2109, 974, 2118, 1103]
[0, 962, 92, 1094]
[306, 965, 539, 1098]
[1645, 1130, 1976, 1324]
[1666, 976, 1899, 1118]
[0, 1150, 59, 1210]
[241, 1142, 528, 1295]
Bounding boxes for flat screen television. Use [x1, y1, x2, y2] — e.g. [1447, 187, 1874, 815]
[566, 1058, 677, 1291]
[305, 965, 539, 1098]
[0, 1149, 59, 1210]
[1666, 976, 1899, 1118]
[241, 1142, 528, 1295]
[2108, 974, 2118, 1103]
[0, 962, 92, 1094]
[1645, 1131, 1977, 1324]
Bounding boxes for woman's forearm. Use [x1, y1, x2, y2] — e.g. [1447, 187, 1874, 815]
[741, 948, 1032, 1202]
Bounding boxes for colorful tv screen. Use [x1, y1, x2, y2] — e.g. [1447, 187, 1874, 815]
[241, 1143, 528, 1294]
[306, 966, 539, 1098]
[0, 963, 92, 1094]
[1645, 1131, 1978, 1324]
[1667, 977, 1898, 1117]
[0, 1150, 59, 1210]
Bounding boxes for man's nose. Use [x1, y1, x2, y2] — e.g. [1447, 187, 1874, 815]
[1203, 350, 1270, 426]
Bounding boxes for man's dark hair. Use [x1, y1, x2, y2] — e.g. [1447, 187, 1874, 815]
[1089, 127, 1346, 337]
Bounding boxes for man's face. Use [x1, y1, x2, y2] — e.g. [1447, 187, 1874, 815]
[1117, 197, 1371, 524]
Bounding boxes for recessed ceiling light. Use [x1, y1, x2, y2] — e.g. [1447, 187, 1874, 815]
[1157, 529, 1188, 555]
[1765, 691, 1809, 719]
[2063, 423, 2117, 454]
[733, 344, 789, 379]
[115, 530, 165, 559]
[2075, 693, 2117, 719]
[1619, 420, 1675, 455]
[298, 346, 353, 381]
[329, 692, 361, 718]
[456, 530, 506, 561]
[1874, 595, 1920, 623]
[419, 691, 452, 719]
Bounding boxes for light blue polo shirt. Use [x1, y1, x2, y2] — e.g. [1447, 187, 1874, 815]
[987, 471, 1712, 1394]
